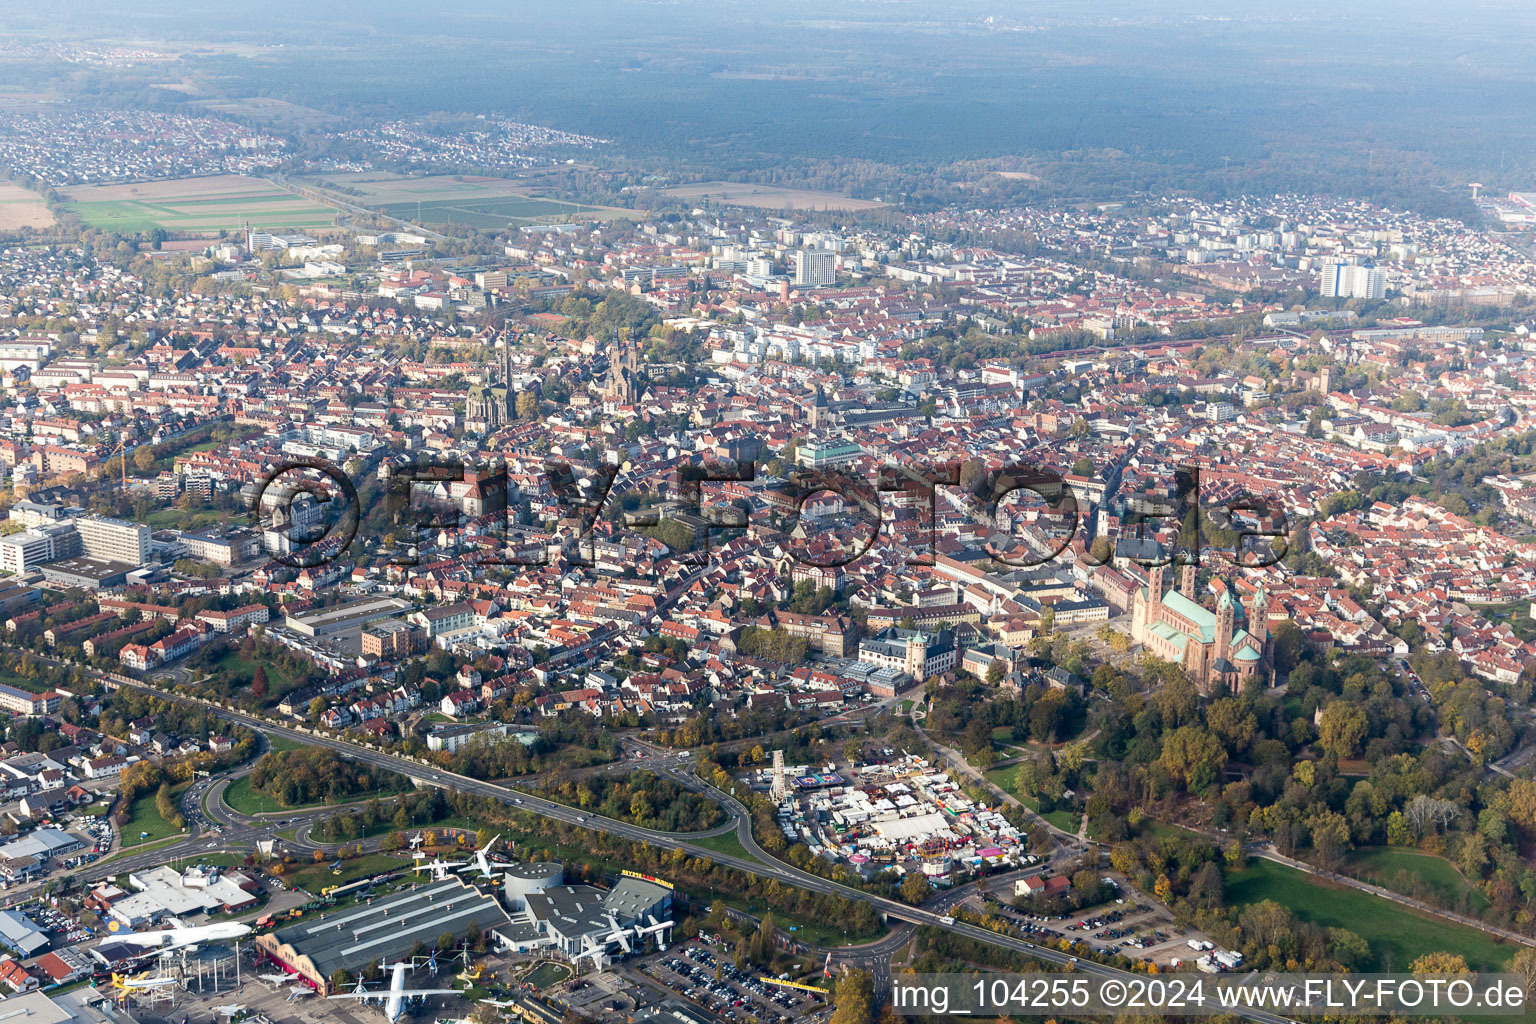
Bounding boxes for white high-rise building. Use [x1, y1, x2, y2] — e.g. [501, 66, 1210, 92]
[1319, 263, 1386, 300]
[76, 515, 151, 567]
[793, 249, 836, 288]
[0, 523, 77, 574]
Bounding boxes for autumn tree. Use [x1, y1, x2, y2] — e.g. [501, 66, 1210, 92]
[900, 873, 931, 905]
[1409, 952, 1473, 976]
[1308, 810, 1351, 872]
[1317, 702, 1368, 759]
[1158, 725, 1227, 792]
[1508, 947, 1536, 1002]
[749, 912, 777, 965]
[830, 969, 875, 1024]
[1207, 697, 1257, 752]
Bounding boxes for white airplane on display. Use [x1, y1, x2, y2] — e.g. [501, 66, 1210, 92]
[634, 915, 672, 950]
[288, 987, 315, 1001]
[572, 913, 654, 969]
[211, 1005, 246, 1017]
[114, 922, 252, 951]
[602, 914, 632, 955]
[415, 856, 469, 881]
[329, 963, 456, 1024]
[456, 835, 512, 879]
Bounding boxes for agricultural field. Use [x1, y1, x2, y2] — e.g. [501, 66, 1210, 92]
[192, 97, 348, 130]
[0, 180, 54, 231]
[310, 171, 635, 228]
[60, 175, 337, 235]
[661, 180, 885, 211]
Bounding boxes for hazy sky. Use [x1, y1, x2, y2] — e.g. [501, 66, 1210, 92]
[5, 1, 1534, 191]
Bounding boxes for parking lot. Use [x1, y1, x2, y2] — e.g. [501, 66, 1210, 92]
[7, 898, 96, 947]
[637, 940, 824, 1024]
[973, 889, 1189, 962]
[59, 814, 113, 869]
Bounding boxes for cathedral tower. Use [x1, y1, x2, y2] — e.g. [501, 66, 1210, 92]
[1215, 590, 1235, 663]
[1149, 563, 1168, 606]
[1248, 586, 1270, 647]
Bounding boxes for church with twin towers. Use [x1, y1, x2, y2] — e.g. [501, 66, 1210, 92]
[1130, 562, 1272, 692]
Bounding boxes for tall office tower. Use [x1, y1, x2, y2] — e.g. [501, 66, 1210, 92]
[793, 248, 836, 288]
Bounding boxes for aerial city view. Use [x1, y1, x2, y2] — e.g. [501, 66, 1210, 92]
[4, 1, 1536, 1022]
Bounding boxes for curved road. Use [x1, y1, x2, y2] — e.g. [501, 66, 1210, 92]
[91, 673, 1294, 1024]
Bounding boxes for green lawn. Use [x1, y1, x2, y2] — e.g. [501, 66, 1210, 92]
[287, 852, 412, 895]
[122, 782, 192, 847]
[205, 649, 303, 691]
[716, 895, 885, 948]
[1347, 846, 1490, 912]
[141, 507, 226, 531]
[521, 961, 573, 990]
[64, 200, 335, 235]
[1041, 808, 1078, 832]
[100, 835, 185, 863]
[0, 668, 50, 694]
[264, 734, 308, 754]
[223, 775, 319, 816]
[983, 769, 1077, 830]
[689, 830, 761, 863]
[1226, 858, 1514, 972]
[186, 853, 246, 870]
[984, 766, 1021, 799]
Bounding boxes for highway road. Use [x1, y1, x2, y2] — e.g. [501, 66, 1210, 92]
[92, 673, 1294, 1024]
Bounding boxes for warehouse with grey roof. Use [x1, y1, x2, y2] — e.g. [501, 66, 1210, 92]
[253, 879, 509, 994]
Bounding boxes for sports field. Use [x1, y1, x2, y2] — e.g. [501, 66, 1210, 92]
[313, 171, 635, 228]
[61, 175, 336, 235]
[0, 181, 54, 230]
